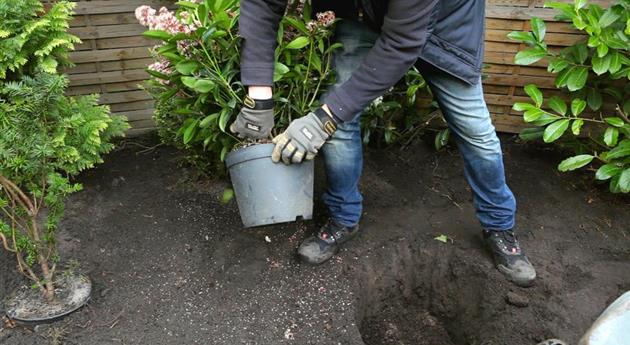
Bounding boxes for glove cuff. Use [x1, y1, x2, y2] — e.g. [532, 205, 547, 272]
[244, 95, 274, 110]
[314, 107, 337, 136]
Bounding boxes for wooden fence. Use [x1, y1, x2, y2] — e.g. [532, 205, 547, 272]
[64, 0, 614, 135]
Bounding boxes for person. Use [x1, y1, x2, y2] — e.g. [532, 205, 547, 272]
[232, 0, 536, 287]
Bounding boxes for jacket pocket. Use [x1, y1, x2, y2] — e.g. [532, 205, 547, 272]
[431, 0, 485, 70]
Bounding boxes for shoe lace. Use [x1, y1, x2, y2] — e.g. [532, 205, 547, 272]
[495, 231, 521, 255]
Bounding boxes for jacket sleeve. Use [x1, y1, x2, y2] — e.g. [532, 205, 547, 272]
[239, 0, 288, 86]
[322, 0, 440, 121]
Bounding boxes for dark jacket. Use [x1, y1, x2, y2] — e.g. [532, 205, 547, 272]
[240, 0, 486, 121]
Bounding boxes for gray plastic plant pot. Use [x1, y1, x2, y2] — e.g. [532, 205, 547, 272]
[226, 143, 314, 228]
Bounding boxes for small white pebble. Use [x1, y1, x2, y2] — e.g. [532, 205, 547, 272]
[265, 236, 271, 243]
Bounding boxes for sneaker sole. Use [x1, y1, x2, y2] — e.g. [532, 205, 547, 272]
[298, 227, 361, 266]
[497, 264, 536, 288]
[298, 245, 340, 266]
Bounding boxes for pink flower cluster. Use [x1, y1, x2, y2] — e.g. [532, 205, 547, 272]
[135, 5, 197, 34]
[316, 11, 335, 27]
[304, 11, 336, 33]
[148, 59, 173, 84]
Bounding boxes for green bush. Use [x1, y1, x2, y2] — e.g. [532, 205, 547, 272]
[509, 0, 630, 193]
[0, 0, 128, 300]
[137, 0, 339, 170]
[139, 0, 437, 171]
[0, 0, 80, 80]
[361, 67, 442, 148]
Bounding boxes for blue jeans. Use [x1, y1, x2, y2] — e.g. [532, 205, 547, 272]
[321, 21, 516, 231]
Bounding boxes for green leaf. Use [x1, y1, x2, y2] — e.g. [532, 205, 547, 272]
[548, 96, 567, 115]
[193, 79, 214, 93]
[146, 68, 170, 80]
[176, 1, 199, 9]
[175, 60, 199, 75]
[531, 17, 546, 42]
[586, 88, 602, 111]
[524, 84, 543, 107]
[284, 17, 309, 35]
[572, 119, 584, 135]
[571, 98, 586, 116]
[610, 174, 622, 193]
[200, 113, 219, 128]
[220, 146, 229, 162]
[567, 67, 588, 91]
[514, 46, 547, 65]
[221, 188, 234, 204]
[507, 31, 536, 43]
[519, 127, 544, 141]
[574, 0, 588, 10]
[599, 6, 621, 28]
[524, 108, 545, 122]
[604, 127, 619, 147]
[555, 66, 574, 88]
[285, 36, 310, 50]
[434, 129, 450, 150]
[532, 113, 561, 126]
[513, 102, 536, 112]
[608, 51, 622, 73]
[197, 4, 209, 25]
[604, 117, 624, 128]
[273, 62, 290, 82]
[181, 76, 197, 89]
[572, 43, 589, 64]
[603, 87, 623, 101]
[596, 43, 609, 58]
[606, 140, 630, 160]
[548, 59, 570, 73]
[544, 119, 570, 143]
[143, 30, 172, 41]
[619, 168, 630, 193]
[434, 234, 451, 244]
[603, 35, 628, 50]
[596, 164, 622, 180]
[558, 154, 594, 172]
[183, 119, 199, 144]
[592, 54, 611, 75]
[219, 109, 231, 132]
[161, 52, 182, 62]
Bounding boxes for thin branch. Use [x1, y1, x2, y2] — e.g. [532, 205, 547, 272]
[16, 252, 43, 288]
[0, 176, 35, 214]
[616, 105, 630, 124]
[0, 208, 29, 234]
[0, 233, 16, 252]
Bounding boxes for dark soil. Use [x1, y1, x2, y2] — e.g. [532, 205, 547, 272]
[1, 134, 629, 345]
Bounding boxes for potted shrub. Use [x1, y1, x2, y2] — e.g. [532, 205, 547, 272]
[0, 0, 128, 322]
[136, 0, 339, 226]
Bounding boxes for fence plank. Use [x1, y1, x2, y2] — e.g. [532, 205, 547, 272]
[65, 0, 614, 135]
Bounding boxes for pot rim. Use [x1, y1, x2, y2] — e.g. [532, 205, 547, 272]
[225, 143, 275, 169]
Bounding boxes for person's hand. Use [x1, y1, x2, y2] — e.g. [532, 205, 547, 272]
[230, 95, 274, 139]
[271, 107, 338, 164]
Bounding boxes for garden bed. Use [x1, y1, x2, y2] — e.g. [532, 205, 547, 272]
[1, 134, 629, 345]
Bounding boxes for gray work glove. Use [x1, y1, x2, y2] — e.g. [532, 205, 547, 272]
[271, 108, 338, 164]
[230, 96, 274, 139]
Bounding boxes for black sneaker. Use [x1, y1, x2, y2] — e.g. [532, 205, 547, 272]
[297, 219, 360, 265]
[483, 229, 536, 287]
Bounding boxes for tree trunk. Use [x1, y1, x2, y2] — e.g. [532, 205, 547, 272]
[40, 259, 55, 301]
